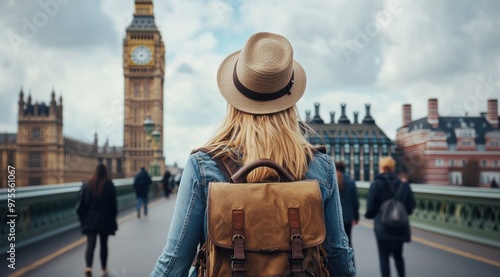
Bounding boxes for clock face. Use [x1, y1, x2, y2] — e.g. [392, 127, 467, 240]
[131, 46, 152, 65]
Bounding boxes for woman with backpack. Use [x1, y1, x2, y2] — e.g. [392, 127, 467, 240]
[150, 32, 355, 276]
[365, 157, 415, 277]
[76, 164, 118, 277]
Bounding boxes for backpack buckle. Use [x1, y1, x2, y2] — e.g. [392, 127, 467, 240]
[231, 257, 247, 272]
[232, 234, 245, 242]
[290, 233, 303, 242]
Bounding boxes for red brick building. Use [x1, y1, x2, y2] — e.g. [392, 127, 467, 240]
[396, 98, 500, 186]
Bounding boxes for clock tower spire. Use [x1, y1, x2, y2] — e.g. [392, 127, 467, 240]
[123, 0, 165, 176]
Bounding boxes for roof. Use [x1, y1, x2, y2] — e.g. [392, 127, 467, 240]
[127, 15, 157, 30]
[64, 137, 96, 157]
[0, 133, 17, 144]
[98, 145, 124, 155]
[23, 102, 50, 116]
[307, 122, 392, 145]
[405, 116, 499, 144]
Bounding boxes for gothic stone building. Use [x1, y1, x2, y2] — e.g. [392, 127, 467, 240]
[0, 91, 125, 187]
[123, 0, 165, 175]
[0, 0, 165, 187]
[396, 98, 500, 186]
[305, 103, 394, 182]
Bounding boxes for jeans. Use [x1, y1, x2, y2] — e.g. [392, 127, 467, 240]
[136, 196, 149, 215]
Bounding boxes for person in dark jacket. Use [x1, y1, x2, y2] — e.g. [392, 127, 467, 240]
[365, 157, 415, 277]
[76, 163, 117, 277]
[160, 170, 172, 198]
[336, 161, 360, 247]
[491, 179, 499, 188]
[134, 167, 152, 218]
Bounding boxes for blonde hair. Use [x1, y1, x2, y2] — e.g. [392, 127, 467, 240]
[202, 104, 315, 182]
[379, 156, 396, 173]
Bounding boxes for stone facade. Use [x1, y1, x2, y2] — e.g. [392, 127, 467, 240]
[123, 0, 165, 176]
[0, 91, 125, 187]
[0, 1, 165, 187]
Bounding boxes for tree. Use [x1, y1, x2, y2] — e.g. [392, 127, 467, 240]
[462, 160, 480, 187]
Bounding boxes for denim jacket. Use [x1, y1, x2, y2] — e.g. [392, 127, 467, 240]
[150, 151, 356, 276]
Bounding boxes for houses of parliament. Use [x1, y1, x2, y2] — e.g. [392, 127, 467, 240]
[0, 0, 165, 187]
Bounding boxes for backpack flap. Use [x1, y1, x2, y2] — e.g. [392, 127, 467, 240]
[207, 180, 326, 251]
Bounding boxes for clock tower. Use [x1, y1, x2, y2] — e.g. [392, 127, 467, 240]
[123, 0, 165, 176]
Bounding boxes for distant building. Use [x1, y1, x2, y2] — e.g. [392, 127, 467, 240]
[396, 98, 500, 186]
[0, 0, 166, 187]
[305, 103, 394, 181]
[0, 91, 125, 187]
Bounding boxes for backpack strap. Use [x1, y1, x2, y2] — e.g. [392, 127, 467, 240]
[193, 148, 241, 182]
[231, 210, 247, 276]
[288, 208, 305, 273]
[394, 182, 406, 200]
[384, 175, 405, 200]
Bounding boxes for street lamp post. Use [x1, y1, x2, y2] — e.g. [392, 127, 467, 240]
[143, 115, 161, 177]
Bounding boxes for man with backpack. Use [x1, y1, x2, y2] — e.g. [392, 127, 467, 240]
[365, 157, 415, 277]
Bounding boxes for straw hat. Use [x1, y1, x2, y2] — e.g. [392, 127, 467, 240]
[217, 32, 306, 114]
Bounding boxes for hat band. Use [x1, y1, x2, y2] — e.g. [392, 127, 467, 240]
[233, 62, 294, 102]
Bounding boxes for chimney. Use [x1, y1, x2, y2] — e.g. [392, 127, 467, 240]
[305, 110, 311, 122]
[362, 103, 375, 124]
[338, 103, 351, 124]
[353, 111, 359, 124]
[487, 99, 498, 128]
[330, 112, 336, 124]
[402, 104, 412, 127]
[311, 103, 324, 124]
[427, 98, 439, 128]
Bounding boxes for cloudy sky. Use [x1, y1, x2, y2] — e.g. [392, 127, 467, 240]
[1, 0, 499, 167]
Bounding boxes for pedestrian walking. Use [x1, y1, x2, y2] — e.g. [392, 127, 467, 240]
[336, 161, 360, 247]
[150, 31, 355, 276]
[490, 179, 499, 188]
[133, 167, 152, 218]
[365, 157, 415, 277]
[160, 169, 172, 198]
[76, 164, 117, 277]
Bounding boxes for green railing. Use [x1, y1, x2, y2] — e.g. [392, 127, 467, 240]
[0, 177, 162, 253]
[357, 182, 500, 248]
[2, 180, 499, 253]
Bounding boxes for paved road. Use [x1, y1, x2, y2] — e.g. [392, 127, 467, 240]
[2, 195, 499, 277]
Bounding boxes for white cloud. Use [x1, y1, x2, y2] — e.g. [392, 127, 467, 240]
[1, 0, 499, 168]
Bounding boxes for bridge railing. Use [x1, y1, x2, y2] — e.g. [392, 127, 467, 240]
[357, 182, 500, 248]
[0, 177, 162, 253]
[2, 180, 499, 253]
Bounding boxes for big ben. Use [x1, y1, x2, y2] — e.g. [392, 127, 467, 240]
[123, 0, 165, 176]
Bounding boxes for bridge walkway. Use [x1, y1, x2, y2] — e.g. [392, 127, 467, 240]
[2, 196, 500, 277]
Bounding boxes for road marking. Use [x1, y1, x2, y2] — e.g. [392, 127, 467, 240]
[8, 199, 165, 277]
[359, 221, 500, 268]
[7, 238, 87, 277]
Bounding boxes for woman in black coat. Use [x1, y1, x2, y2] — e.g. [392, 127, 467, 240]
[335, 161, 360, 247]
[365, 157, 415, 277]
[76, 164, 118, 277]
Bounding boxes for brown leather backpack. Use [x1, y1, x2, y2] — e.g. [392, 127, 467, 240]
[193, 156, 330, 277]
